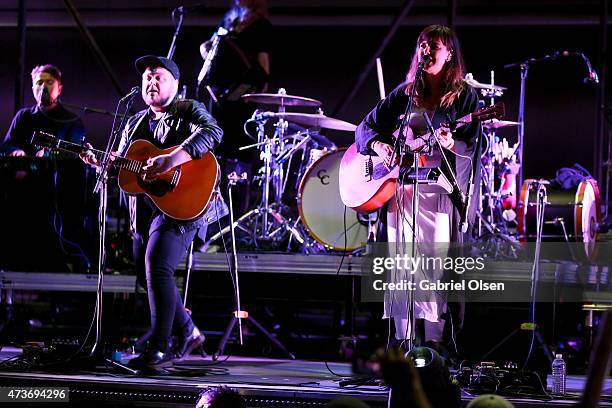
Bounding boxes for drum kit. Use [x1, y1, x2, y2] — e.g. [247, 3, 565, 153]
[467, 73, 602, 257]
[206, 78, 602, 256]
[206, 88, 368, 252]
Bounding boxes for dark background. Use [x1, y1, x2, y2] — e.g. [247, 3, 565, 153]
[0, 1, 609, 369]
[0, 0, 608, 183]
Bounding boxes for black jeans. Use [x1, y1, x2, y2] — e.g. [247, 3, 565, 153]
[135, 214, 199, 352]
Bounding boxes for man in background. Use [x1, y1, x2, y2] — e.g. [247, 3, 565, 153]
[2, 64, 85, 156]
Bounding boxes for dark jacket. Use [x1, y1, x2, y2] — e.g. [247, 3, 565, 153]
[2, 104, 85, 156]
[117, 98, 222, 159]
[118, 98, 227, 231]
[355, 82, 482, 242]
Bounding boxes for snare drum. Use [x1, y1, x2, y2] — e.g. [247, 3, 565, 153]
[518, 178, 601, 256]
[298, 149, 368, 251]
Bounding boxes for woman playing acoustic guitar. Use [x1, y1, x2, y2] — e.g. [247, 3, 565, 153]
[355, 25, 482, 354]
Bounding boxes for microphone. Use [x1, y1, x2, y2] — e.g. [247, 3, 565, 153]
[175, 4, 206, 14]
[418, 54, 432, 68]
[39, 86, 51, 107]
[560, 51, 599, 84]
[580, 54, 599, 84]
[120, 86, 140, 102]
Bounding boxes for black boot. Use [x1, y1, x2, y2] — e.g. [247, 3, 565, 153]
[129, 342, 176, 369]
[175, 326, 205, 359]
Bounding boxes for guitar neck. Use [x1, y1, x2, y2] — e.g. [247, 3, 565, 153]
[404, 111, 473, 151]
[48, 139, 143, 174]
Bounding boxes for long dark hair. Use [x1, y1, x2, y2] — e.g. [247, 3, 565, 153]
[405, 25, 466, 109]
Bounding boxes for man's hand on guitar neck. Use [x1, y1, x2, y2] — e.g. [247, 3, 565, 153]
[79, 143, 117, 167]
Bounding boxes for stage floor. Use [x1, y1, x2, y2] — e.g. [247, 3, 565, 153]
[0, 347, 610, 407]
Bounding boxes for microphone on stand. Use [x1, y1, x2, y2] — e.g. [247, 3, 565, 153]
[39, 86, 51, 107]
[560, 51, 599, 84]
[418, 54, 432, 69]
[175, 4, 207, 14]
[580, 53, 599, 84]
[120, 86, 140, 102]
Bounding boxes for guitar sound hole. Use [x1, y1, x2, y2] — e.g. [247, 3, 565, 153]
[372, 163, 392, 180]
[137, 177, 172, 197]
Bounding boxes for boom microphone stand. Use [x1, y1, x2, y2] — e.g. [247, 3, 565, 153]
[504, 50, 600, 191]
[213, 176, 295, 360]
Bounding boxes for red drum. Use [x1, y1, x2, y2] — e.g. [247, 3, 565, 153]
[518, 178, 601, 257]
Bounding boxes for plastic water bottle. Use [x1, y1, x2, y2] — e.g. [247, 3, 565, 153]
[551, 353, 566, 395]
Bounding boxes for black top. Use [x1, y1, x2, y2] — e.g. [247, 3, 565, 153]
[2, 104, 85, 156]
[355, 82, 482, 241]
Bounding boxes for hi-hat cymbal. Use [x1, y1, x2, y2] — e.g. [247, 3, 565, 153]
[482, 119, 520, 130]
[464, 74, 507, 91]
[274, 112, 357, 132]
[242, 93, 322, 107]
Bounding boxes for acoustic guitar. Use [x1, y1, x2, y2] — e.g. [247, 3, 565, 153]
[339, 103, 504, 213]
[31, 131, 219, 221]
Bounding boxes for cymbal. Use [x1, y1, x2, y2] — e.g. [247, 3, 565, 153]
[274, 112, 357, 132]
[482, 119, 520, 130]
[242, 93, 322, 107]
[464, 74, 507, 91]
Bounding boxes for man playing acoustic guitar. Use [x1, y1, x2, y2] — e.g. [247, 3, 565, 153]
[82, 55, 224, 370]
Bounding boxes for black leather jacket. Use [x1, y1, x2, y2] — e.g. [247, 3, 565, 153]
[117, 98, 222, 158]
[118, 98, 228, 230]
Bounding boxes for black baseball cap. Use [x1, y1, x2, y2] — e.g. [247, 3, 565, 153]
[135, 55, 180, 80]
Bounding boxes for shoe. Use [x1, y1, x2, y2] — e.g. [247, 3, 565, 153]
[128, 348, 176, 369]
[175, 326, 205, 359]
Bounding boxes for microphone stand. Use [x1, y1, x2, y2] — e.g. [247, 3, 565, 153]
[503, 50, 598, 192]
[62, 102, 127, 119]
[167, 7, 185, 60]
[86, 94, 137, 373]
[421, 112, 467, 230]
[504, 53, 560, 191]
[392, 61, 423, 351]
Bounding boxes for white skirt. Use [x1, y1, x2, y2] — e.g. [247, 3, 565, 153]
[384, 185, 450, 340]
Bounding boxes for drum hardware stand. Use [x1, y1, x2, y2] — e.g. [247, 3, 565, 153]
[474, 71, 521, 238]
[203, 114, 307, 249]
[213, 174, 295, 360]
[479, 181, 554, 368]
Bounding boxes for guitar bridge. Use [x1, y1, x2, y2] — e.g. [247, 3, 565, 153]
[170, 167, 181, 189]
[364, 156, 373, 181]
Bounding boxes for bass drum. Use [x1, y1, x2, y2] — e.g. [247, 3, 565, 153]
[518, 178, 601, 257]
[298, 149, 368, 251]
